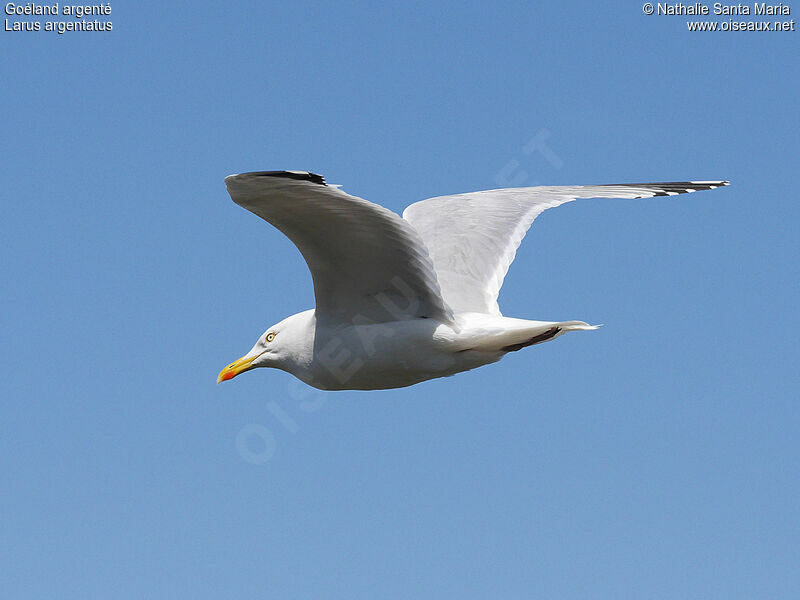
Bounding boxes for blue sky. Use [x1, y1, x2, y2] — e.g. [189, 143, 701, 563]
[2, 1, 798, 597]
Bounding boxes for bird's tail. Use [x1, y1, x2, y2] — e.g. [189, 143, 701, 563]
[496, 320, 600, 352]
[459, 317, 600, 353]
[558, 320, 602, 332]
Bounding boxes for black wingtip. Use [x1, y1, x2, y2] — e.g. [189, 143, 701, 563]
[244, 170, 327, 186]
[597, 180, 730, 198]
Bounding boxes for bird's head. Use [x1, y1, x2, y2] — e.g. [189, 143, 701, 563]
[216, 326, 282, 383]
[216, 311, 313, 384]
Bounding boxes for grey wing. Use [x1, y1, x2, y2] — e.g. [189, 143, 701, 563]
[402, 181, 729, 315]
[226, 171, 452, 324]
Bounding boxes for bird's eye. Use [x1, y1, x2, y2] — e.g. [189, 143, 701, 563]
[266, 332, 276, 343]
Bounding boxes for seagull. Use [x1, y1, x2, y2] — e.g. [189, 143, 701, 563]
[217, 171, 728, 390]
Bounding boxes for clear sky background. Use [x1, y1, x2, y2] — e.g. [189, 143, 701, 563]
[2, 1, 798, 598]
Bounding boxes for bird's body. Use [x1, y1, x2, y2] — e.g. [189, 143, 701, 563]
[217, 171, 728, 391]
[264, 310, 595, 390]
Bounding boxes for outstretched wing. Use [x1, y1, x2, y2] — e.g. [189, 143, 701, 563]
[226, 171, 452, 324]
[403, 181, 729, 316]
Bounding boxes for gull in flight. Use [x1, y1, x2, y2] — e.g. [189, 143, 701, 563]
[217, 171, 728, 390]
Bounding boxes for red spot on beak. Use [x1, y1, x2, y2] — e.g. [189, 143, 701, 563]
[220, 370, 236, 381]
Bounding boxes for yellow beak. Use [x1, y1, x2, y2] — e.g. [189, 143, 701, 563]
[217, 355, 256, 384]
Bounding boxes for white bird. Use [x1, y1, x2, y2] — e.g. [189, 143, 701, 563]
[217, 171, 728, 390]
